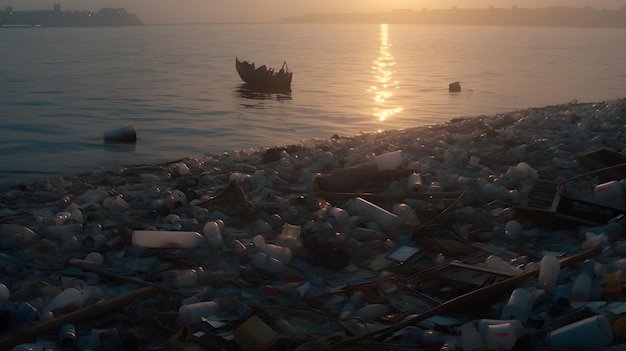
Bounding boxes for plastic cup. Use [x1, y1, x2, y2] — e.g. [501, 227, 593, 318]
[372, 150, 402, 171]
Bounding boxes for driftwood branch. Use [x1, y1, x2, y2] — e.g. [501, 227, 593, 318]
[68, 258, 190, 297]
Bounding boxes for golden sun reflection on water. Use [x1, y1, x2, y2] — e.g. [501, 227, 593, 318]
[368, 23, 402, 123]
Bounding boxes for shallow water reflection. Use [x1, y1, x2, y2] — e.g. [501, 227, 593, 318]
[236, 85, 292, 106]
[369, 23, 403, 123]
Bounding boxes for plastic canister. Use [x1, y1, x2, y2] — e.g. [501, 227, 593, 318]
[500, 288, 533, 323]
[547, 314, 613, 350]
[484, 255, 523, 275]
[457, 322, 485, 351]
[537, 255, 560, 293]
[484, 321, 522, 350]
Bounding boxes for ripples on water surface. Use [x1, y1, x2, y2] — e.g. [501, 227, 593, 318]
[1, 24, 625, 183]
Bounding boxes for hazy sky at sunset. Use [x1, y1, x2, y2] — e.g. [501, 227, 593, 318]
[1, 0, 625, 24]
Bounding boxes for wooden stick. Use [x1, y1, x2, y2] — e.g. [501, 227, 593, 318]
[68, 258, 190, 297]
[0, 285, 160, 350]
[332, 245, 603, 348]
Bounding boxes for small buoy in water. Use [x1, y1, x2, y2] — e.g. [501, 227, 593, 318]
[104, 125, 137, 143]
[449, 81, 461, 92]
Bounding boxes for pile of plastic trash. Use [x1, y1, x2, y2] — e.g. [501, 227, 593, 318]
[1, 98, 626, 350]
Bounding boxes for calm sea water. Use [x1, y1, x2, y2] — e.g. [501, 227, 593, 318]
[1, 24, 625, 184]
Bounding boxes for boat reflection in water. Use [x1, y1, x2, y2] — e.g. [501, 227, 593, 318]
[235, 84, 292, 107]
[368, 23, 402, 123]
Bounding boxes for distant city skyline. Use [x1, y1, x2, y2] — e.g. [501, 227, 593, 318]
[1, 0, 625, 24]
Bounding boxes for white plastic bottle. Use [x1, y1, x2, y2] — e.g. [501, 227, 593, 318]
[484, 255, 523, 275]
[537, 255, 560, 293]
[500, 287, 533, 323]
[571, 261, 594, 301]
[203, 221, 224, 249]
[345, 197, 400, 232]
[251, 252, 285, 274]
[258, 243, 292, 265]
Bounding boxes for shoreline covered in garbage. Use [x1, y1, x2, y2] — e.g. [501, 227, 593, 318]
[1, 98, 625, 351]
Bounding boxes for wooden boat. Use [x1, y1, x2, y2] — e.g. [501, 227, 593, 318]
[235, 57, 292, 92]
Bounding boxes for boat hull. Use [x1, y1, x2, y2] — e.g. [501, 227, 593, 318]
[235, 58, 292, 92]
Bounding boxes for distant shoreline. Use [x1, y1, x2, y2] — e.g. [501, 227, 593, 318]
[0, 6, 143, 28]
[284, 6, 626, 28]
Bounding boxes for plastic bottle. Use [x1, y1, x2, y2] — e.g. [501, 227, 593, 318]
[537, 255, 560, 293]
[203, 221, 224, 249]
[339, 292, 364, 319]
[504, 220, 522, 241]
[457, 322, 485, 351]
[46, 288, 83, 313]
[547, 314, 613, 350]
[258, 243, 292, 265]
[131, 230, 205, 249]
[58, 323, 77, 349]
[484, 255, 524, 275]
[501, 287, 533, 323]
[571, 260, 594, 301]
[178, 300, 221, 326]
[251, 252, 285, 274]
[345, 197, 400, 232]
[407, 172, 424, 192]
[0, 224, 39, 246]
